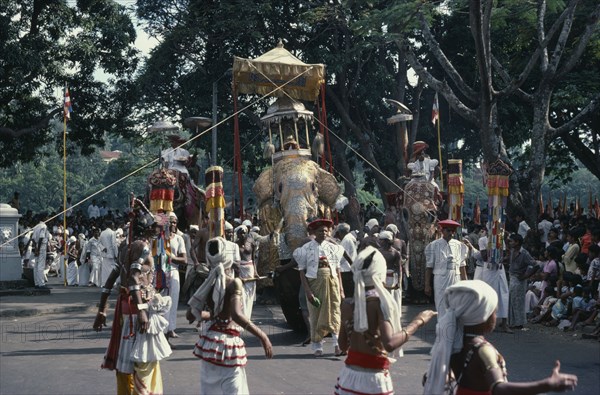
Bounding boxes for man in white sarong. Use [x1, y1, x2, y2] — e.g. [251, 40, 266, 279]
[80, 227, 102, 286]
[66, 236, 79, 286]
[424, 219, 468, 318]
[99, 221, 119, 287]
[164, 213, 187, 339]
[235, 225, 258, 319]
[31, 219, 51, 289]
[472, 231, 488, 280]
[223, 221, 241, 264]
[76, 234, 89, 286]
[464, 236, 512, 333]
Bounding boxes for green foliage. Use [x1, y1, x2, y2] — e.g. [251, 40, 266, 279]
[0, 0, 139, 166]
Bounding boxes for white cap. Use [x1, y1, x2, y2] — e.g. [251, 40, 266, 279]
[189, 225, 199, 231]
[251, 226, 260, 232]
[233, 218, 242, 225]
[378, 230, 393, 241]
[386, 224, 398, 234]
[365, 218, 379, 230]
[225, 221, 233, 230]
[242, 219, 252, 227]
[168, 212, 178, 220]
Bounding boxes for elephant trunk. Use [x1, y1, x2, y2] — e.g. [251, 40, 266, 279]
[281, 194, 315, 251]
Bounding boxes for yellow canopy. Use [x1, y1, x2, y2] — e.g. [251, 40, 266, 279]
[233, 41, 325, 102]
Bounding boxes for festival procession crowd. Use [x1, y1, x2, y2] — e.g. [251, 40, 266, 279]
[7, 185, 598, 395]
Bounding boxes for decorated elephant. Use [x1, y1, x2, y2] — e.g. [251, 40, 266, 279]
[402, 176, 439, 303]
[253, 151, 340, 331]
[146, 167, 205, 230]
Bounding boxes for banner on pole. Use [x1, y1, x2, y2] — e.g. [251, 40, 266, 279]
[64, 87, 73, 120]
[431, 92, 439, 125]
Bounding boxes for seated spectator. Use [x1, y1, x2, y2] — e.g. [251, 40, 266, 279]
[536, 246, 561, 301]
[586, 245, 600, 290]
[525, 281, 543, 315]
[580, 288, 600, 332]
[568, 285, 595, 331]
[530, 286, 558, 324]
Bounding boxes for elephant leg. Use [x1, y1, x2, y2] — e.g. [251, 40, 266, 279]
[274, 260, 306, 333]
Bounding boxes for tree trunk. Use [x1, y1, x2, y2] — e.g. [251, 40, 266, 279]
[326, 86, 398, 206]
[332, 125, 356, 198]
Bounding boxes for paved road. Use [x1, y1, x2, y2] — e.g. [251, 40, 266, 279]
[0, 284, 599, 394]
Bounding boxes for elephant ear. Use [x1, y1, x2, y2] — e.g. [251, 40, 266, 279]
[316, 167, 341, 207]
[253, 167, 273, 206]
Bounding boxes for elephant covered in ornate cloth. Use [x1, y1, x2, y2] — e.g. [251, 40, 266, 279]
[253, 154, 340, 331]
[402, 177, 439, 303]
[146, 168, 205, 230]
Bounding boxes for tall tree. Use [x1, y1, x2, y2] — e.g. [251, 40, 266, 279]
[403, 0, 600, 225]
[0, 0, 139, 167]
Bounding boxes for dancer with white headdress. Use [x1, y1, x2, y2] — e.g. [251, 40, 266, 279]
[187, 237, 272, 395]
[423, 280, 578, 395]
[334, 246, 435, 395]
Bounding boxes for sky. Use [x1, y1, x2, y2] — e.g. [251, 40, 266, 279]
[65, 0, 159, 81]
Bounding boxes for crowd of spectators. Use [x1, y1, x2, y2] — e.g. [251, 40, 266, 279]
[9, 190, 600, 343]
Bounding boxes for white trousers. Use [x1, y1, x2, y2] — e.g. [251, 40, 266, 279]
[162, 269, 180, 332]
[200, 359, 249, 395]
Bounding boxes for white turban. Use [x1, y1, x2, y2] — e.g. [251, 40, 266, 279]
[352, 246, 401, 335]
[386, 224, 398, 235]
[235, 225, 247, 234]
[423, 280, 498, 395]
[168, 212, 177, 220]
[224, 221, 233, 230]
[188, 237, 234, 321]
[242, 219, 252, 227]
[365, 218, 379, 230]
[188, 225, 199, 231]
[378, 230, 393, 241]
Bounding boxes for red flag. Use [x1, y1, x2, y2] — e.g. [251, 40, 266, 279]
[64, 87, 72, 120]
[431, 92, 439, 125]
